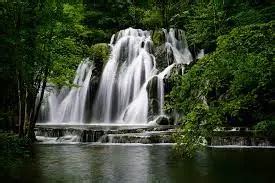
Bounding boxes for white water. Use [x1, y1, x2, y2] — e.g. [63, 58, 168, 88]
[163, 28, 192, 65]
[156, 28, 193, 115]
[39, 28, 192, 124]
[40, 59, 93, 123]
[157, 63, 175, 115]
[92, 28, 156, 123]
[92, 28, 192, 124]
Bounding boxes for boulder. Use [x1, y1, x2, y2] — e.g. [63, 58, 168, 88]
[155, 115, 170, 125]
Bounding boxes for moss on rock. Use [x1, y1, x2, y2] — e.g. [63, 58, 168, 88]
[89, 43, 110, 65]
[152, 30, 165, 47]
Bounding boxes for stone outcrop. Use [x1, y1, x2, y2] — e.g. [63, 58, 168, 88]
[155, 115, 172, 125]
[146, 76, 159, 121]
[35, 125, 176, 144]
[85, 43, 110, 121]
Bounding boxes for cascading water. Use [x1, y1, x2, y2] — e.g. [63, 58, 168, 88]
[157, 63, 176, 115]
[156, 29, 193, 115]
[92, 28, 192, 124]
[163, 28, 192, 65]
[39, 59, 93, 123]
[39, 28, 193, 124]
[92, 28, 156, 123]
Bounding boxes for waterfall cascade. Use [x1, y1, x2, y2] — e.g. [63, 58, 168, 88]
[39, 28, 193, 124]
[39, 59, 93, 123]
[92, 28, 155, 123]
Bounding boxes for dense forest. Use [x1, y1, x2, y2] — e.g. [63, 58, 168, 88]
[0, 0, 274, 155]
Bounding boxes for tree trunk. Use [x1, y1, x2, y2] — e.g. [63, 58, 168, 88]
[28, 63, 50, 141]
[24, 87, 29, 135]
[17, 71, 25, 137]
[17, 71, 22, 136]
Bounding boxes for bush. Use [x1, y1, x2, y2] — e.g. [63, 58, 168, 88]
[166, 21, 274, 156]
[0, 133, 31, 156]
[142, 10, 163, 29]
[253, 121, 275, 137]
[89, 43, 110, 65]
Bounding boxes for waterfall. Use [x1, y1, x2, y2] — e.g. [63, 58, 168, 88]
[40, 59, 93, 123]
[155, 28, 193, 116]
[92, 28, 156, 123]
[39, 28, 192, 124]
[163, 28, 192, 65]
[92, 28, 192, 124]
[157, 63, 176, 115]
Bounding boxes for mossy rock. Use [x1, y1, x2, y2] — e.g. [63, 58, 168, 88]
[89, 43, 110, 79]
[152, 30, 165, 47]
[89, 43, 110, 65]
[155, 115, 169, 125]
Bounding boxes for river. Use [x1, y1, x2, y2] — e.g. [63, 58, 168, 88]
[1, 144, 274, 183]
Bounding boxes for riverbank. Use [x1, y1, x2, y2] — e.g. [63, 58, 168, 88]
[0, 133, 32, 156]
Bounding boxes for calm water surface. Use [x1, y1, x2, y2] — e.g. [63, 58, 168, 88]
[1, 144, 274, 183]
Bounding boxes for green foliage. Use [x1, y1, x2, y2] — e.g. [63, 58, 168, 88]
[142, 10, 163, 29]
[180, 2, 227, 52]
[167, 21, 274, 156]
[0, 0, 90, 136]
[253, 121, 275, 137]
[173, 103, 222, 157]
[128, 6, 146, 27]
[80, 29, 108, 45]
[173, 2, 274, 53]
[1, 0, 274, 156]
[89, 43, 110, 65]
[0, 133, 31, 156]
[44, 3, 89, 87]
[152, 30, 165, 46]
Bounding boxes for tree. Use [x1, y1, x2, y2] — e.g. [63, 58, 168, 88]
[0, 0, 88, 140]
[166, 21, 274, 156]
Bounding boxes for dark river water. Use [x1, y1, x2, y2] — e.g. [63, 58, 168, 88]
[1, 144, 274, 183]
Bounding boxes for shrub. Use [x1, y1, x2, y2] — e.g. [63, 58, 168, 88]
[253, 121, 275, 137]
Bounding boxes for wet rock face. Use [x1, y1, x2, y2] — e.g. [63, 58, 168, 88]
[156, 115, 169, 125]
[84, 75, 100, 122]
[155, 45, 174, 70]
[152, 30, 176, 71]
[100, 132, 175, 144]
[147, 76, 159, 99]
[35, 125, 177, 144]
[155, 115, 174, 125]
[85, 43, 110, 122]
[146, 76, 160, 120]
[145, 63, 187, 122]
[209, 136, 275, 146]
[148, 99, 160, 121]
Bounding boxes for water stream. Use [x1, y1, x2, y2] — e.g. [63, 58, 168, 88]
[39, 28, 192, 124]
[39, 59, 93, 123]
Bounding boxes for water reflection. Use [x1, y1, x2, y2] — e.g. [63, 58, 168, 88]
[36, 145, 93, 182]
[1, 145, 274, 183]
